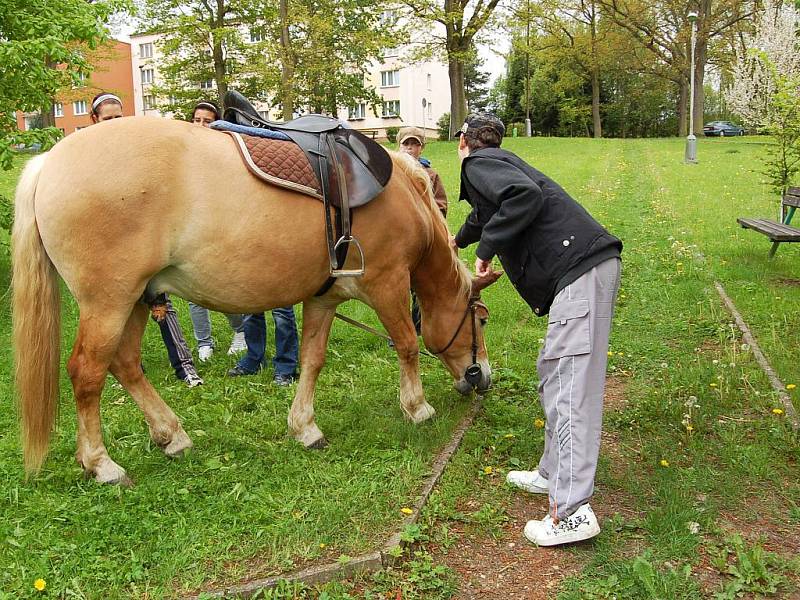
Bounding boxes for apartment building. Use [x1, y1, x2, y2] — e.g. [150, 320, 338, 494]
[16, 40, 135, 135]
[130, 30, 450, 139]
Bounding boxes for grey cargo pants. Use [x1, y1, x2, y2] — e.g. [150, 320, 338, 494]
[536, 257, 621, 519]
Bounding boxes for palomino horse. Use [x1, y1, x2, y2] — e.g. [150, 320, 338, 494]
[12, 116, 496, 485]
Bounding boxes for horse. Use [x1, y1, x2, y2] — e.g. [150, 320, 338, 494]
[12, 116, 497, 485]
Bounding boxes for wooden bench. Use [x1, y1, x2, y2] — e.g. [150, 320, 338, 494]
[359, 129, 379, 140]
[738, 187, 800, 257]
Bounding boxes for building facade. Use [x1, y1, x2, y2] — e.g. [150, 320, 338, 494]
[16, 40, 135, 136]
[129, 31, 450, 140]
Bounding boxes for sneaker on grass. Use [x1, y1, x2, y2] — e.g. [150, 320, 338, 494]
[228, 331, 247, 355]
[198, 345, 214, 362]
[506, 469, 549, 494]
[183, 373, 204, 388]
[523, 503, 600, 547]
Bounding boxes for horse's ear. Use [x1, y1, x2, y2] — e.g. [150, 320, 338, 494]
[471, 270, 504, 297]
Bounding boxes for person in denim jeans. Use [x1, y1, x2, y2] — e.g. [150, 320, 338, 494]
[227, 308, 299, 385]
[187, 100, 248, 362]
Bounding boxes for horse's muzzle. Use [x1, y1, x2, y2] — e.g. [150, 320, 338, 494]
[455, 362, 492, 395]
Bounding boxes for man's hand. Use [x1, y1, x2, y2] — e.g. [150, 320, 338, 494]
[449, 235, 459, 252]
[475, 257, 493, 277]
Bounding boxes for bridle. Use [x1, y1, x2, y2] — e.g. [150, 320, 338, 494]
[428, 295, 488, 388]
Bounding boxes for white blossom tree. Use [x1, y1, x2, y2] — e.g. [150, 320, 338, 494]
[725, 0, 800, 129]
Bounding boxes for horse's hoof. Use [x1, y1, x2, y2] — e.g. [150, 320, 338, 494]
[306, 436, 329, 450]
[92, 461, 133, 487]
[163, 431, 193, 458]
[408, 402, 436, 424]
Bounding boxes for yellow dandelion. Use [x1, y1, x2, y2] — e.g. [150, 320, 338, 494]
[787, 384, 796, 390]
[504, 433, 515, 439]
[686, 425, 694, 432]
[534, 418, 545, 428]
[659, 459, 670, 467]
[772, 408, 784, 415]
[400, 507, 414, 515]
[607, 351, 614, 356]
[709, 383, 717, 388]
[34, 579, 46, 592]
[320, 543, 327, 549]
[483, 466, 494, 475]
[676, 262, 683, 267]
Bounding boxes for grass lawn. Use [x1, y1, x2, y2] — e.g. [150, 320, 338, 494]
[1, 135, 799, 599]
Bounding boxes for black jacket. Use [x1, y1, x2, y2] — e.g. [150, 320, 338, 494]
[455, 147, 622, 316]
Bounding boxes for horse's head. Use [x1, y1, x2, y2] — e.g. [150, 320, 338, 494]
[424, 270, 503, 395]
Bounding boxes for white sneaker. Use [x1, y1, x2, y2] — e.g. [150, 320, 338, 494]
[523, 503, 600, 547]
[198, 345, 214, 362]
[506, 470, 549, 494]
[183, 373, 204, 388]
[228, 331, 247, 355]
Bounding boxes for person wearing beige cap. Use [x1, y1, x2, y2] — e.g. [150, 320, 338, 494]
[397, 126, 448, 216]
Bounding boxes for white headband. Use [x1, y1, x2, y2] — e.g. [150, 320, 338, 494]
[92, 93, 122, 111]
[195, 102, 218, 115]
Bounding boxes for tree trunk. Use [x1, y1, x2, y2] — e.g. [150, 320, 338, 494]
[590, 0, 601, 138]
[448, 56, 467, 139]
[279, 0, 294, 120]
[212, 39, 227, 104]
[677, 78, 688, 137]
[692, 35, 708, 136]
[591, 68, 601, 138]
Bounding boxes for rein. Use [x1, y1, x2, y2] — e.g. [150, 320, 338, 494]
[428, 296, 486, 363]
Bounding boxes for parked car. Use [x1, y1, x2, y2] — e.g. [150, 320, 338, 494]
[703, 121, 746, 137]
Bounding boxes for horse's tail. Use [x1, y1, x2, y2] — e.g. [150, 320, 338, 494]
[11, 154, 61, 474]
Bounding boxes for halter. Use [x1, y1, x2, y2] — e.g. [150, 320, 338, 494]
[429, 295, 487, 388]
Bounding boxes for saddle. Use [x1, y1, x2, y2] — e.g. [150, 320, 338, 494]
[222, 91, 393, 284]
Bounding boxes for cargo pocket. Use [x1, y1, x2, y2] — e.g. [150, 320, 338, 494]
[542, 299, 591, 359]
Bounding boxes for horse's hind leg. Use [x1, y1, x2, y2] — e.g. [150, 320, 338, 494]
[68, 304, 134, 485]
[108, 303, 193, 458]
[288, 300, 336, 448]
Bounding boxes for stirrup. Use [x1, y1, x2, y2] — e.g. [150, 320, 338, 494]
[331, 236, 365, 277]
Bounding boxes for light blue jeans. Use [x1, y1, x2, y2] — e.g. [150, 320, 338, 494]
[188, 302, 245, 349]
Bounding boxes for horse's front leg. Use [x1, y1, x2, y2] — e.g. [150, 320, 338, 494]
[109, 303, 193, 458]
[288, 300, 336, 448]
[68, 306, 133, 486]
[373, 286, 436, 424]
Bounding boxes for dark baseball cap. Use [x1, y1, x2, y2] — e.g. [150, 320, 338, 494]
[456, 112, 505, 139]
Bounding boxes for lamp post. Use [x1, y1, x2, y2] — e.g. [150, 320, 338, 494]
[684, 10, 699, 164]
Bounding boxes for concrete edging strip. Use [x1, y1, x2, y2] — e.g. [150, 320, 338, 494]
[714, 281, 799, 429]
[188, 398, 482, 598]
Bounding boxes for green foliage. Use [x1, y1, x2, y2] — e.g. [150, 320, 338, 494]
[385, 126, 400, 144]
[436, 112, 451, 141]
[708, 535, 791, 598]
[139, 0, 397, 118]
[757, 59, 800, 196]
[0, 0, 127, 169]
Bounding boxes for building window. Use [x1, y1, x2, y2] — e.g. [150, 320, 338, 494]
[249, 28, 264, 42]
[141, 68, 154, 85]
[381, 100, 400, 117]
[143, 95, 156, 110]
[427, 101, 432, 118]
[427, 73, 432, 90]
[381, 70, 399, 87]
[139, 43, 153, 59]
[200, 79, 214, 90]
[348, 103, 366, 120]
[73, 100, 88, 115]
[385, 47, 399, 57]
[54, 103, 64, 118]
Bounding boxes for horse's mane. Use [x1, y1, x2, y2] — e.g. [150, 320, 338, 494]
[390, 151, 472, 299]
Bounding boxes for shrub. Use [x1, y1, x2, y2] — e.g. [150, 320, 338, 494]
[385, 126, 400, 144]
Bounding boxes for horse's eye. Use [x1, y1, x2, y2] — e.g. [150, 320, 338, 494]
[479, 318, 488, 327]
